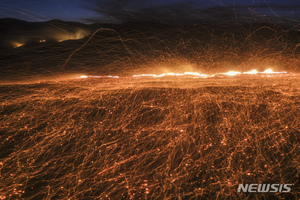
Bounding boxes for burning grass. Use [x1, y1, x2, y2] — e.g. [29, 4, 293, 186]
[1, 22, 300, 81]
[0, 75, 299, 199]
[0, 18, 300, 199]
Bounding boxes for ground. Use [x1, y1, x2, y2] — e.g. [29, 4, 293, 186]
[1, 73, 299, 199]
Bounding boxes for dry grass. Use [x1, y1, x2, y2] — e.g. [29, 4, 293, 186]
[0, 75, 299, 199]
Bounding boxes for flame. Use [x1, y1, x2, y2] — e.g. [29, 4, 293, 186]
[220, 71, 241, 76]
[55, 29, 90, 42]
[133, 72, 209, 78]
[78, 69, 288, 79]
[183, 72, 208, 77]
[262, 69, 287, 74]
[264, 69, 273, 73]
[12, 42, 24, 48]
[244, 69, 258, 74]
[79, 75, 119, 79]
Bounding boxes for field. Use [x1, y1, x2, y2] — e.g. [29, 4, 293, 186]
[1, 73, 300, 199]
[1, 20, 300, 199]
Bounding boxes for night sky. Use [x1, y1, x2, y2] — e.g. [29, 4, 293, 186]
[0, 0, 300, 24]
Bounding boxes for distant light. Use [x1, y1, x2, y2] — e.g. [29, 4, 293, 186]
[80, 75, 88, 79]
[264, 69, 273, 73]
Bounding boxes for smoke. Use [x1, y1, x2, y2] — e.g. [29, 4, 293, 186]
[0, 19, 92, 48]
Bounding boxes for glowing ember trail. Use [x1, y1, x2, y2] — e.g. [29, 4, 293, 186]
[78, 69, 288, 79]
[1, 67, 298, 200]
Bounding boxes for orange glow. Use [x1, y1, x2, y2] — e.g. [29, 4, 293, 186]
[244, 69, 258, 74]
[133, 72, 209, 78]
[78, 69, 288, 79]
[262, 69, 288, 74]
[264, 69, 273, 73]
[79, 75, 119, 79]
[55, 29, 90, 42]
[183, 72, 208, 77]
[12, 42, 24, 48]
[220, 71, 241, 76]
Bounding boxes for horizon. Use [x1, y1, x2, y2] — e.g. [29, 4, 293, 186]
[1, 16, 300, 28]
[0, 0, 300, 25]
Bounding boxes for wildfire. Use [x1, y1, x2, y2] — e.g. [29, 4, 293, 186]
[79, 69, 288, 79]
[220, 71, 241, 76]
[132, 72, 209, 78]
[12, 42, 25, 48]
[56, 29, 90, 42]
[80, 75, 119, 79]
[243, 69, 258, 74]
[264, 69, 273, 73]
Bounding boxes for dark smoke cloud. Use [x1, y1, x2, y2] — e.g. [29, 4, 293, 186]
[84, 0, 300, 25]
